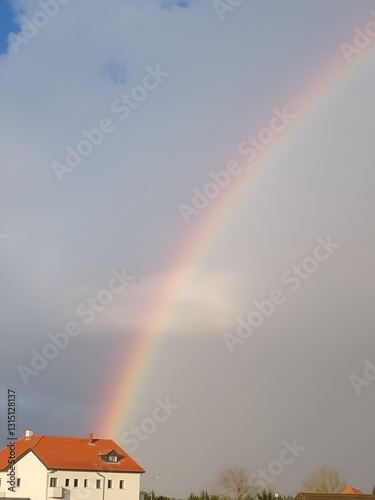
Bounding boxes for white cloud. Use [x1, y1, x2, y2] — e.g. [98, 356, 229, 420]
[71, 268, 241, 336]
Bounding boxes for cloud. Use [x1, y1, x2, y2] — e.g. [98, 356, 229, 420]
[71, 268, 240, 336]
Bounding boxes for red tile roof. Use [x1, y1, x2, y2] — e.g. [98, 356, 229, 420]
[341, 489, 364, 495]
[0, 435, 144, 473]
[99, 449, 117, 455]
[296, 493, 373, 500]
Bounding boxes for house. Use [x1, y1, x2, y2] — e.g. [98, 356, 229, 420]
[341, 489, 365, 495]
[295, 492, 373, 500]
[0, 430, 145, 500]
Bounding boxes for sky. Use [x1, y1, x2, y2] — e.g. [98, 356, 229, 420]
[0, 0, 374, 498]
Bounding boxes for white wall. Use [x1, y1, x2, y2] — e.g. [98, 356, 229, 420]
[49, 471, 141, 500]
[0, 451, 48, 500]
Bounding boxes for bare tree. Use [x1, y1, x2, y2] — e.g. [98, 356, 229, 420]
[214, 467, 259, 500]
[302, 468, 348, 493]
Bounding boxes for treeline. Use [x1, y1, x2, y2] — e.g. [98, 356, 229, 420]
[141, 489, 294, 500]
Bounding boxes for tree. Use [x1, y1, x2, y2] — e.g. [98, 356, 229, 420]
[256, 490, 280, 500]
[372, 485, 375, 496]
[302, 468, 348, 493]
[141, 491, 151, 500]
[215, 467, 259, 500]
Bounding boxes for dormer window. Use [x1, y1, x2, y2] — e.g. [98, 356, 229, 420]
[99, 449, 120, 463]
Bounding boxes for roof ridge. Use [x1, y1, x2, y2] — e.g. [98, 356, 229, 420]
[28, 435, 114, 441]
[32, 435, 44, 448]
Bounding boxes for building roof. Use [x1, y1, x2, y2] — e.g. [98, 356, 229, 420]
[341, 489, 365, 495]
[0, 434, 144, 473]
[296, 493, 372, 500]
[99, 449, 117, 456]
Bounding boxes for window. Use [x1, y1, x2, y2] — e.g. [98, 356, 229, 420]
[101, 451, 119, 463]
[65, 479, 70, 487]
[16, 478, 21, 486]
[108, 479, 113, 488]
[96, 479, 102, 489]
[119, 480, 125, 489]
[84, 479, 89, 488]
[74, 479, 79, 487]
[50, 478, 57, 487]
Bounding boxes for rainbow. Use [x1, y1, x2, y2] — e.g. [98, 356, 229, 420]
[97, 27, 375, 441]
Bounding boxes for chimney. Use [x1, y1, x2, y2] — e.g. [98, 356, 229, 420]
[25, 430, 34, 439]
[88, 433, 93, 444]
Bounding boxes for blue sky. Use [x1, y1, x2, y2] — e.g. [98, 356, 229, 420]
[0, 1, 18, 54]
[0, 0, 374, 498]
